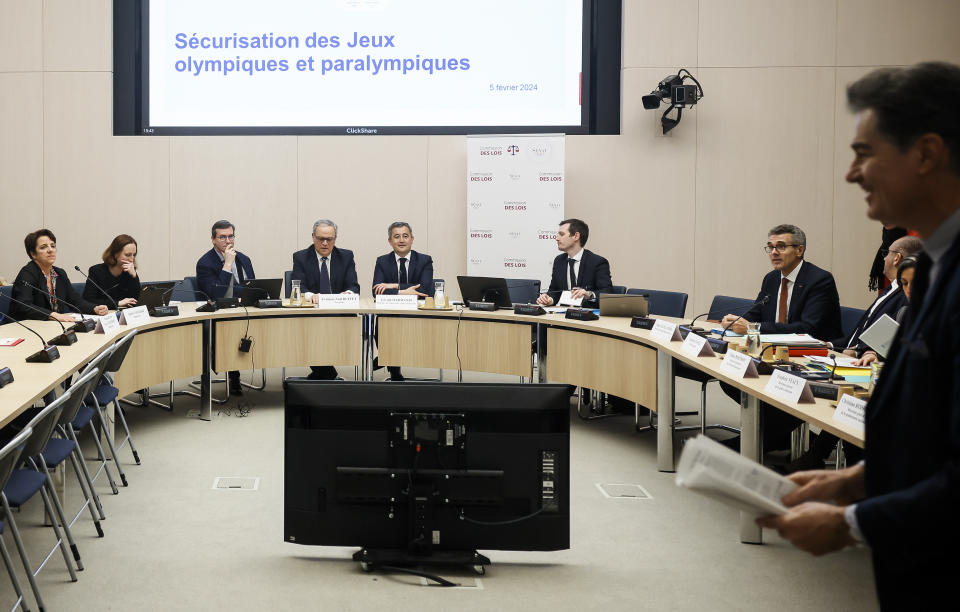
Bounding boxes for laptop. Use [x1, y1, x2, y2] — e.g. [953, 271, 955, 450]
[598, 293, 648, 317]
[457, 276, 513, 309]
[137, 282, 177, 308]
[237, 278, 283, 304]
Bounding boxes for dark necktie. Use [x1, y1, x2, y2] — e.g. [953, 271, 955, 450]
[777, 277, 788, 323]
[319, 257, 332, 294]
[568, 258, 577, 290]
[399, 257, 408, 286]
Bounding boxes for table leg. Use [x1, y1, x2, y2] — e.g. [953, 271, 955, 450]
[740, 392, 763, 544]
[200, 320, 212, 421]
[536, 323, 547, 384]
[656, 350, 675, 472]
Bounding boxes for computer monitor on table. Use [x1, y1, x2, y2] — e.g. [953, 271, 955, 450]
[456, 276, 514, 309]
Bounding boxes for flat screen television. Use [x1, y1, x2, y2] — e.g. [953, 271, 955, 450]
[284, 380, 570, 570]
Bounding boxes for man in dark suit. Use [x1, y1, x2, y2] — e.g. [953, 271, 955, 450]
[536, 218, 613, 308]
[196, 220, 255, 395]
[372, 221, 434, 381]
[758, 62, 960, 610]
[292, 219, 360, 380]
[719, 224, 843, 451]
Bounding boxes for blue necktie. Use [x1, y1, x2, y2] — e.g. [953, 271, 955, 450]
[319, 257, 331, 294]
[567, 258, 577, 290]
[399, 257, 408, 286]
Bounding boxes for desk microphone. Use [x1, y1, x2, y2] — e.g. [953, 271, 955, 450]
[193, 288, 219, 312]
[22, 281, 98, 333]
[719, 295, 770, 339]
[4, 289, 78, 346]
[235, 284, 280, 308]
[0, 310, 61, 363]
[686, 294, 769, 336]
[73, 265, 120, 311]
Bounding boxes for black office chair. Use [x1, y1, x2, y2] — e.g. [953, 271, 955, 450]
[604, 285, 627, 295]
[626, 288, 688, 318]
[284, 270, 293, 298]
[840, 306, 866, 340]
[506, 278, 541, 305]
[170, 276, 198, 302]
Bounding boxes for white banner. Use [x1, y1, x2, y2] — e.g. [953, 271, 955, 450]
[466, 135, 565, 291]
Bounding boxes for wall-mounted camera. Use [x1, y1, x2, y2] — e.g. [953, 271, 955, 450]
[641, 69, 704, 134]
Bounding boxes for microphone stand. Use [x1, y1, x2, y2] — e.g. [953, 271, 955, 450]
[72, 265, 120, 311]
[5, 290, 78, 345]
[22, 281, 98, 333]
[0, 310, 61, 362]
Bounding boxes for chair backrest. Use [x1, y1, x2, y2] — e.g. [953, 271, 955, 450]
[284, 270, 293, 298]
[840, 306, 866, 339]
[21, 390, 72, 459]
[71, 282, 86, 299]
[627, 288, 689, 318]
[506, 278, 541, 305]
[707, 295, 756, 321]
[79, 344, 115, 380]
[171, 277, 198, 302]
[0, 427, 32, 492]
[57, 370, 100, 427]
[103, 329, 138, 374]
[604, 285, 627, 295]
[0, 285, 12, 320]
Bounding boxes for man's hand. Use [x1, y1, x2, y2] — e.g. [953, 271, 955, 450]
[536, 293, 554, 306]
[756, 502, 856, 556]
[721, 314, 748, 334]
[118, 298, 138, 308]
[398, 284, 427, 297]
[93, 305, 109, 316]
[853, 352, 878, 367]
[783, 463, 866, 507]
[570, 287, 592, 300]
[372, 283, 397, 295]
[222, 245, 237, 269]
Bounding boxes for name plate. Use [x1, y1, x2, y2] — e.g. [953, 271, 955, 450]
[681, 332, 716, 357]
[833, 394, 866, 434]
[375, 295, 418, 310]
[650, 320, 682, 342]
[764, 369, 815, 405]
[719, 349, 759, 379]
[558, 290, 583, 307]
[119, 305, 150, 325]
[315, 294, 360, 309]
[95, 313, 121, 334]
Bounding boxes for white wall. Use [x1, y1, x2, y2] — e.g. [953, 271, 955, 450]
[2, 0, 959, 313]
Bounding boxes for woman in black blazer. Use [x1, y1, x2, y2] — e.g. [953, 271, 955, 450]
[83, 234, 141, 308]
[10, 229, 109, 322]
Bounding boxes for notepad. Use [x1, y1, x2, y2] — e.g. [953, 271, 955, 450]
[0, 338, 24, 347]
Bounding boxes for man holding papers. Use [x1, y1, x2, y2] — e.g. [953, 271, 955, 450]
[536, 218, 613, 308]
[758, 62, 960, 611]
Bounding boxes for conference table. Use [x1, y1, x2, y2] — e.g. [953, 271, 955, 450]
[0, 299, 866, 544]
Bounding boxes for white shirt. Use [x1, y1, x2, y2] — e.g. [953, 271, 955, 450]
[774, 260, 804, 323]
[304, 250, 354, 299]
[566, 248, 583, 290]
[395, 252, 411, 285]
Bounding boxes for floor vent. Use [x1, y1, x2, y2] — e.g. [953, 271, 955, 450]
[595, 483, 652, 500]
[212, 477, 260, 491]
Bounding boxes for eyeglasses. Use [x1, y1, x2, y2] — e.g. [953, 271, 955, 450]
[214, 234, 235, 241]
[763, 243, 796, 254]
[879, 249, 902, 258]
[313, 236, 336, 244]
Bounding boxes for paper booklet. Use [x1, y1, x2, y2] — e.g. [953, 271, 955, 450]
[675, 435, 798, 516]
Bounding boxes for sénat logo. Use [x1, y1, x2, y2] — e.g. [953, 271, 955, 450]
[529, 144, 550, 158]
[469, 201, 483, 210]
[507, 145, 520, 155]
[469, 257, 483, 266]
[509, 231, 522, 239]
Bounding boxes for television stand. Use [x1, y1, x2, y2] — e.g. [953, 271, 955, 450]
[353, 548, 491, 576]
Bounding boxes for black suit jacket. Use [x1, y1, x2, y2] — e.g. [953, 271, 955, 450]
[545, 250, 613, 308]
[743, 261, 842, 340]
[196, 248, 255, 299]
[9, 261, 100, 320]
[291, 246, 360, 294]
[833, 285, 907, 354]
[856, 237, 960, 609]
[371, 250, 434, 296]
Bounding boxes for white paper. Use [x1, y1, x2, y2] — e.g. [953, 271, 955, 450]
[833, 394, 867, 434]
[95, 313, 121, 334]
[758, 333, 824, 345]
[859, 314, 899, 359]
[807, 355, 870, 370]
[557, 290, 582, 307]
[676, 435, 798, 516]
[764, 369, 815, 405]
[120, 305, 150, 325]
[720, 350, 759, 379]
[650, 320, 682, 342]
[681, 332, 715, 357]
[315, 294, 361, 309]
[375, 295, 419, 310]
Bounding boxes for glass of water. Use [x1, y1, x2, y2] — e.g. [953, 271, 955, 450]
[433, 280, 445, 308]
[290, 279, 302, 306]
[745, 322, 761, 356]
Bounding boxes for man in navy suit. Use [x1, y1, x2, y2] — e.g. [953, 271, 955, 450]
[372, 222, 434, 381]
[719, 224, 843, 452]
[291, 219, 360, 380]
[758, 62, 960, 610]
[536, 218, 613, 308]
[196, 219, 255, 395]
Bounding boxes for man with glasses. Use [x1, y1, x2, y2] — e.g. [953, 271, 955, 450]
[717, 224, 841, 453]
[197, 219, 256, 395]
[292, 219, 360, 380]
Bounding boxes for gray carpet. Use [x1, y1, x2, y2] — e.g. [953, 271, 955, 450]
[2, 367, 878, 611]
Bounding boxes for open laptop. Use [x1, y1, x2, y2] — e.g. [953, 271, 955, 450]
[598, 293, 648, 317]
[457, 276, 513, 309]
[137, 282, 177, 309]
[237, 278, 283, 305]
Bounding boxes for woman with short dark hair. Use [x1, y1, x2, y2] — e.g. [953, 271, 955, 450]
[83, 234, 141, 308]
[9, 229, 109, 321]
